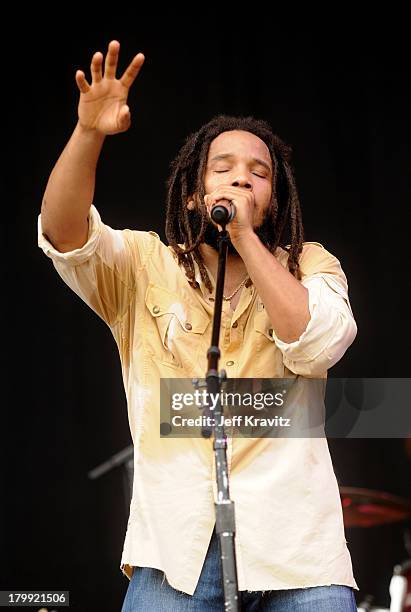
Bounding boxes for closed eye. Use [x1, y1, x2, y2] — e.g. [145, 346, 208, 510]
[214, 170, 266, 178]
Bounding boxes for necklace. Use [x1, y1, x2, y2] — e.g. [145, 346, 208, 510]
[222, 275, 250, 301]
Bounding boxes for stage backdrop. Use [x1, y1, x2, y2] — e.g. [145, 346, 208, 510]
[4, 19, 411, 611]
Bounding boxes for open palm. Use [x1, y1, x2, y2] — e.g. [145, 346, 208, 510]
[75, 40, 145, 135]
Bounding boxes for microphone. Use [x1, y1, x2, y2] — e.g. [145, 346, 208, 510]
[211, 201, 236, 225]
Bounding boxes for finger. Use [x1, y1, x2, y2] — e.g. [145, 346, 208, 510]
[205, 194, 232, 208]
[120, 53, 145, 89]
[75, 70, 90, 94]
[104, 40, 120, 79]
[208, 189, 253, 209]
[212, 189, 247, 200]
[90, 51, 103, 83]
[117, 104, 131, 132]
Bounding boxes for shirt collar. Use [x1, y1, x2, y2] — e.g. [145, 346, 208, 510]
[171, 244, 255, 301]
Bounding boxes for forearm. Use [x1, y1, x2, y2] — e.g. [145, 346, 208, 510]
[41, 122, 106, 251]
[235, 231, 310, 343]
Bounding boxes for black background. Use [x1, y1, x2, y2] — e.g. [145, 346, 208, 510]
[3, 16, 411, 611]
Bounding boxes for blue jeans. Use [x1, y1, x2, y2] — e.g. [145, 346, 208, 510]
[121, 529, 357, 611]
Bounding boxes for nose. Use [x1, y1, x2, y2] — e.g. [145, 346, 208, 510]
[232, 176, 252, 190]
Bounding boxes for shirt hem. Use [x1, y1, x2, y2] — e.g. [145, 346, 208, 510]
[120, 560, 358, 595]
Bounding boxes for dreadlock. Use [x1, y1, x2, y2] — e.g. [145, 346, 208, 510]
[165, 115, 304, 293]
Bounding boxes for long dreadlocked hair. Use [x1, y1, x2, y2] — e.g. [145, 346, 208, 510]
[165, 115, 304, 293]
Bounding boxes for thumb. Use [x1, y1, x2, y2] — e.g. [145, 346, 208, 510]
[118, 104, 131, 131]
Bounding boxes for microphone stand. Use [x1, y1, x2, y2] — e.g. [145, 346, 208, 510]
[195, 203, 241, 611]
[87, 444, 134, 518]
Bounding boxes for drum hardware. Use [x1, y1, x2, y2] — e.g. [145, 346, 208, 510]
[340, 487, 411, 611]
[340, 487, 411, 529]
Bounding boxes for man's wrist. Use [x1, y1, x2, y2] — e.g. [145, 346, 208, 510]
[231, 229, 260, 255]
[75, 120, 106, 142]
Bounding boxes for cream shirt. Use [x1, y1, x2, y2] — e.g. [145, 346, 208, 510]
[38, 206, 358, 595]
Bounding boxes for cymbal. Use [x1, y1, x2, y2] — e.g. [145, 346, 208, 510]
[340, 486, 411, 528]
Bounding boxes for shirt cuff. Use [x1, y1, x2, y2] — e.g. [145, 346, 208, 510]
[37, 205, 103, 266]
[271, 274, 356, 365]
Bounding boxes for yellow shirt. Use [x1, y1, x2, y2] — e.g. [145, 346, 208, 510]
[38, 206, 358, 595]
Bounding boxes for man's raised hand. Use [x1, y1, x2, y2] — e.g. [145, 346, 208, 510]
[75, 40, 145, 135]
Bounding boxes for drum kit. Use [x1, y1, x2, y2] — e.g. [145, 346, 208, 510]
[339, 486, 411, 611]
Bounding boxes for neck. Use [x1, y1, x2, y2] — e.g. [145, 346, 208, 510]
[199, 243, 247, 284]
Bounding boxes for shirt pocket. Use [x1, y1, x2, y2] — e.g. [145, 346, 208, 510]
[253, 310, 285, 378]
[145, 283, 210, 371]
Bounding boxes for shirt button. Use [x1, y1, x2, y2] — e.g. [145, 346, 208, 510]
[153, 305, 160, 314]
[185, 322, 192, 330]
[209, 296, 215, 302]
[226, 360, 235, 366]
[268, 328, 273, 336]
[232, 321, 238, 328]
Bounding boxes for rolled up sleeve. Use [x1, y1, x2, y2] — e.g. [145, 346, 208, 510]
[272, 243, 357, 377]
[38, 205, 158, 327]
[38, 204, 104, 265]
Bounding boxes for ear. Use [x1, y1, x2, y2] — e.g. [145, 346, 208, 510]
[186, 194, 196, 210]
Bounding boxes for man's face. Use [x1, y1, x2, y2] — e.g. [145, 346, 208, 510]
[188, 130, 275, 254]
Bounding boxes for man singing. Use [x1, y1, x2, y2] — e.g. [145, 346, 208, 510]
[38, 40, 358, 611]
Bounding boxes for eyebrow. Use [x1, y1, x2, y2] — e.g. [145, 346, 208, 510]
[209, 153, 272, 173]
